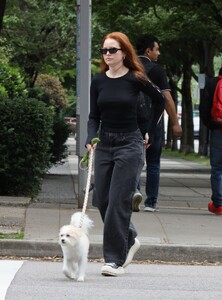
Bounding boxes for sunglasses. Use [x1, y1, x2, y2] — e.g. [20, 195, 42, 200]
[99, 47, 122, 55]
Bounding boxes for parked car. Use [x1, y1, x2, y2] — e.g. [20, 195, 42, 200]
[64, 117, 77, 136]
[193, 110, 200, 139]
[177, 106, 200, 139]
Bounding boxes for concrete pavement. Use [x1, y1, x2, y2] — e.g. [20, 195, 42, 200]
[1, 136, 222, 263]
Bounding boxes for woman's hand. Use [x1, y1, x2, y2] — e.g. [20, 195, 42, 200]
[86, 137, 100, 151]
[144, 132, 151, 149]
[86, 144, 93, 151]
[81, 138, 101, 169]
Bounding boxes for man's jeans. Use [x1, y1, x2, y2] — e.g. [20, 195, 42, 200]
[93, 129, 144, 266]
[210, 129, 222, 206]
[144, 122, 163, 207]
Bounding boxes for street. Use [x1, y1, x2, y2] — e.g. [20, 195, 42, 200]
[0, 136, 218, 300]
[1, 259, 222, 300]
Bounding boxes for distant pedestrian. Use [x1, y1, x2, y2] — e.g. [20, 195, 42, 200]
[200, 67, 222, 214]
[85, 32, 165, 276]
[132, 34, 182, 212]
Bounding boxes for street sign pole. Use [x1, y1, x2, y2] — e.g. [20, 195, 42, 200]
[76, 0, 91, 208]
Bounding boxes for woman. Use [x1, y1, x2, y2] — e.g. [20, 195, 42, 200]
[86, 32, 165, 276]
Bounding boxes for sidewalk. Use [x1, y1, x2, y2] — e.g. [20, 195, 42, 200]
[1, 137, 222, 263]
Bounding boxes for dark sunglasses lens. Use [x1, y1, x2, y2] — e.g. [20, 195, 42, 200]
[100, 48, 107, 54]
[108, 48, 117, 54]
[100, 48, 118, 54]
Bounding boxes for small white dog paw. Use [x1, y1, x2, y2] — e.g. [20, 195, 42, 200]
[63, 270, 75, 280]
[77, 276, 84, 282]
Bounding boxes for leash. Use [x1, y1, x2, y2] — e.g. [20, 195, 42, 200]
[78, 148, 94, 228]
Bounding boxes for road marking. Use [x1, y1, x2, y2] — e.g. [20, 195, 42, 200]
[0, 260, 24, 300]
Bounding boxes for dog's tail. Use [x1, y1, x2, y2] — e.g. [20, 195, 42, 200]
[70, 212, 93, 235]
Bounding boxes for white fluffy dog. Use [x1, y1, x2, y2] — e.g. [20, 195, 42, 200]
[59, 212, 93, 282]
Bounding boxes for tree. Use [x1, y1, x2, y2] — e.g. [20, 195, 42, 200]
[2, 0, 76, 87]
[91, 0, 222, 153]
[2, 0, 222, 154]
[152, 0, 222, 153]
[0, 0, 6, 30]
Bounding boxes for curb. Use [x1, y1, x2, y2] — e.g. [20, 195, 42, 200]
[0, 196, 31, 206]
[149, 169, 210, 174]
[1, 240, 222, 263]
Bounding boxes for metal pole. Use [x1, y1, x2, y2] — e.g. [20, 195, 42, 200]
[76, 0, 91, 208]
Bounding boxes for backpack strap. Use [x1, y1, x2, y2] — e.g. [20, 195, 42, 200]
[137, 56, 165, 142]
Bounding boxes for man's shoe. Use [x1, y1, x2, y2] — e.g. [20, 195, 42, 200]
[208, 202, 222, 215]
[101, 263, 125, 276]
[144, 204, 159, 212]
[123, 238, 140, 268]
[132, 190, 143, 212]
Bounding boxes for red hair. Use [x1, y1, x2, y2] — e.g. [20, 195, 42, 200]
[100, 32, 147, 82]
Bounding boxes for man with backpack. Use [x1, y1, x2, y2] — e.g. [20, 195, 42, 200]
[132, 34, 182, 212]
[199, 67, 222, 214]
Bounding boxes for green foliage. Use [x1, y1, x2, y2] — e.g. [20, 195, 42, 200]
[2, 0, 77, 87]
[35, 74, 68, 110]
[50, 114, 71, 165]
[0, 63, 27, 98]
[60, 88, 76, 118]
[32, 74, 71, 164]
[0, 94, 54, 197]
[2, 0, 222, 156]
[61, 100, 76, 118]
[27, 85, 50, 104]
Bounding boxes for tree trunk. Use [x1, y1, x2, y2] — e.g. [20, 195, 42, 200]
[169, 78, 179, 151]
[198, 41, 216, 156]
[0, 0, 6, 31]
[180, 63, 194, 153]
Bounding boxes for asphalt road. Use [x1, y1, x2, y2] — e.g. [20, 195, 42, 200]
[2, 259, 222, 300]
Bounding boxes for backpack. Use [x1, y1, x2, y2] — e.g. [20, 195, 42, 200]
[211, 75, 222, 124]
[137, 60, 164, 140]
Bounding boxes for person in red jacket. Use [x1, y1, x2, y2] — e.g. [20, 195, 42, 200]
[200, 67, 222, 214]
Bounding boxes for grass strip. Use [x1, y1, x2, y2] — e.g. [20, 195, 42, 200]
[0, 230, 24, 240]
[162, 148, 210, 166]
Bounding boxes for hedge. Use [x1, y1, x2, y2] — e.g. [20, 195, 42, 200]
[0, 95, 54, 197]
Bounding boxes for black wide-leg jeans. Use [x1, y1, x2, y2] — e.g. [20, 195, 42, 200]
[92, 129, 144, 266]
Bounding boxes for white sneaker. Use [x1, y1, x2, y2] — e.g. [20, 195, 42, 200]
[144, 205, 159, 212]
[132, 190, 143, 212]
[123, 238, 140, 268]
[101, 263, 125, 276]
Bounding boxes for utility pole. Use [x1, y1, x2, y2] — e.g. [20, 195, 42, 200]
[76, 0, 91, 208]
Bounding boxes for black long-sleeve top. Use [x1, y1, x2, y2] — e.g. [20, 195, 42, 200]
[86, 70, 165, 145]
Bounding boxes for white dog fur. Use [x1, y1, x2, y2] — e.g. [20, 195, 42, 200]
[59, 212, 93, 282]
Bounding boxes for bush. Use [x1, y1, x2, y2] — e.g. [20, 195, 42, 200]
[35, 74, 68, 111]
[0, 64, 27, 98]
[50, 114, 71, 164]
[28, 86, 71, 165]
[0, 95, 54, 197]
